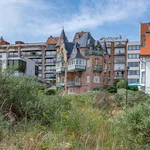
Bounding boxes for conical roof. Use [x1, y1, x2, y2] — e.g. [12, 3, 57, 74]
[56, 29, 68, 47]
[69, 42, 84, 60]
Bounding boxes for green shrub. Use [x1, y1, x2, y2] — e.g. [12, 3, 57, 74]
[44, 89, 56, 95]
[128, 86, 138, 91]
[106, 85, 117, 93]
[116, 80, 127, 89]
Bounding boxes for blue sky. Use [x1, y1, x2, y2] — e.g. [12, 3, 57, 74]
[0, 0, 150, 43]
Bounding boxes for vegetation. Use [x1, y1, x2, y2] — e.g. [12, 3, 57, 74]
[0, 71, 150, 149]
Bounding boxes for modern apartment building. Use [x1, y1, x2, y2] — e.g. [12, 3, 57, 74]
[0, 36, 59, 85]
[127, 42, 140, 84]
[56, 29, 110, 94]
[100, 37, 128, 83]
[140, 32, 150, 94]
[0, 52, 38, 77]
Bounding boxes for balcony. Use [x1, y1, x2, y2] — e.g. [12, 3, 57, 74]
[45, 54, 56, 58]
[56, 67, 65, 73]
[45, 75, 56, 79]
[66, 81, 81, 87]
[56, 57, 64, 62]
[68, 65, 86, 72]
[85, 50, 103, 56]
[114, 75, 124, 79]
[8, 55, 18, 58]
[45, 62, 55, 65]
[56, 82, 65, 87]
[93, 65, 103, 72]
[21, 47, 42, 51]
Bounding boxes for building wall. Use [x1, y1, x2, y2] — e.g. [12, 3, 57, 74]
[26, 58, 36, 77]
[127, 42, 140, 84]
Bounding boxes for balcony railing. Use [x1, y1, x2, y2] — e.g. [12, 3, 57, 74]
[45, 54, 56, 57]
[56, 67, 65, 73]
[56, 82, 65, 87]
[45, 62, 55, 65]
[114, 52, 125, 55]
[66, 81, 81, 87]
[93, 65, 103, 72]
[8, 55, 18, 57]
[85, 50, 103, 56]
[115, 60, 125, 64]
[68, 65, 86, 72]
[56, 57, 64, 62]
[45, 75, 56, 79]
[114, 75, 124, 79]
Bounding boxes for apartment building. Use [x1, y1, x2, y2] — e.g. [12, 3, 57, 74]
[140, 32, 150, 94]
[0, 52, 38, 77]
[127, 42, 140, 84]
[56, 29, 110, 94]
[100, 37, 128, 83]
[0, 36, 58, 85]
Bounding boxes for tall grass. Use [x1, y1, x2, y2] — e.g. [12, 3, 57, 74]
[0, 71, 150, 149]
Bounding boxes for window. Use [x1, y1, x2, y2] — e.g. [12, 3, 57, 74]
[114, 48, 125, 54]
[79, 60, 81, 64]
[128, 79, 139, 83]
[128, 54, 139, 59]
[38, 66, 42, 71]
[128, 62, 139, 67]
[128, 45, 140, 50]
[35, 66, 38, 76]
[87, 76, 90, 83]
[94, 76, 100, 83]
[45, 59, 54, 63]
[87, 60, 90, 67]
[76, 34, 79, 38]
[76, 59, 78, 64]
[38, 73, 42, 78]
[70, 88, 74, 94]
[128, 70, 139, 75]
[114, 56, 125, 63]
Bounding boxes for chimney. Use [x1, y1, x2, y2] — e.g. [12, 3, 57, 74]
[15, 41, 25, 44]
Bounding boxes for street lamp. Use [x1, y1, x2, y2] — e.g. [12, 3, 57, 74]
[126, 66, 129, 105]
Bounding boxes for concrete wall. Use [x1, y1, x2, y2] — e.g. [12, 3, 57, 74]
[26, 58, 36, 77]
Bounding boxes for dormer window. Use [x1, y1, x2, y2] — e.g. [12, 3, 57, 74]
[76, 34, 79, 38]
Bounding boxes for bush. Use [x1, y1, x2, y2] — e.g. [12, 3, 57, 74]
[128, 86, 138, 91]
[106, 85, 117, 93]
[116, 80, 127, 89]
[44, 89, 56, 95]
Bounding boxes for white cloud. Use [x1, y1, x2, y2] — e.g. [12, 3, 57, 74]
[0, 0, 150, 41]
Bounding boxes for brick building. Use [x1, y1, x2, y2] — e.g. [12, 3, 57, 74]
[56, 29, 110, 94]
[100, 37, 128, 83]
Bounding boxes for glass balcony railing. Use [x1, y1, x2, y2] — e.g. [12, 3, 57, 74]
[68, 65, 86, 72]
[66, 81, 81, 87]
[56, 67, 65, 73]
[93, 65, 103, 72]
[85, 50, 103, 56]
[56, 82, 65, 87]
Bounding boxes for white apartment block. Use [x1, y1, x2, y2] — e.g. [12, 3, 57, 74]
[127, 42, 140, 84]
[0, 52, 38, 77]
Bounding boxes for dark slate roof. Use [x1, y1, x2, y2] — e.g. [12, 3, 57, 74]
[69, 42, 84, 60]
[64, 42, 75, 57]
[94, 40, 101, 47]
[56, 29, 68, 47]
[76, 32, 95, 47]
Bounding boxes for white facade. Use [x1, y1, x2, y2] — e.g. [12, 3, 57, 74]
[0, 52, 38, 77]
[139, 57, 150, 94]
[127, 42, 140, 83]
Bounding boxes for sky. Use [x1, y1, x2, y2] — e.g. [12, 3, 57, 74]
[0, 0, 150, 44]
